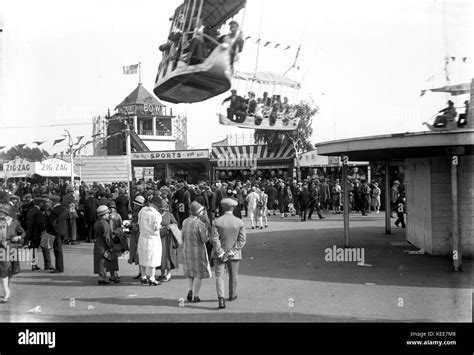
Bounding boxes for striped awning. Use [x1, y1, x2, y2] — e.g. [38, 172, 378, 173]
[210, 145, 295, 161]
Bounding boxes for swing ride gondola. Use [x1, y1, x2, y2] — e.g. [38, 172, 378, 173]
[218, 71, 303, 131]
[154, 0, 246, 104]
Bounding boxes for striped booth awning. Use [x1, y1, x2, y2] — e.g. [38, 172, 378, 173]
[210, 145, 295, 162]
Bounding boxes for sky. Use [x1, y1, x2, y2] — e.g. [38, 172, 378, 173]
[0, 0, 473, 156]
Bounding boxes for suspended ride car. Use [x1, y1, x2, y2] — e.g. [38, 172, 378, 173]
[154, 0, 246, 104]
[218, 71, 303, 131]
[420, 81, 471, 131]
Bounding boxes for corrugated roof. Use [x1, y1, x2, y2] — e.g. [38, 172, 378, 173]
[116, 84, 166, 108]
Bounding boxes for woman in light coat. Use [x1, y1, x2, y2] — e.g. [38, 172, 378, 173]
[138, 196, 163, 286]
[182, 201, 210, 303]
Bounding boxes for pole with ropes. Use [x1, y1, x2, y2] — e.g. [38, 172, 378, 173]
[64, 130, 75, 185]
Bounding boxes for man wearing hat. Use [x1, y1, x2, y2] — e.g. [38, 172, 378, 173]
[25, 197, 53, 271]
[84, 190, 100, 243]
[391, 180, 401, 218]
[246, 91, 257, 116]
[46, 194, 69, 273]
[222, 89, 245, 121]
[115, 188, 129, 221]
[62, 185, 78, 245]
[19, 193, 34, 230]
[211, 198, 247, 309]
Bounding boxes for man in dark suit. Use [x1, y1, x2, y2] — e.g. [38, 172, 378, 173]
[62, 185, 78, 245]
[298, 185, 312, 221]
[47, 195, 69, 273]
[84, 190, 99, 242]
[115, 188, 129, 221]
[211, 198, 247, 309]
[25, 198, 52, 271]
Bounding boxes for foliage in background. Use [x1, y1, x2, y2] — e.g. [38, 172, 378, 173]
[254, 101, 318, 155]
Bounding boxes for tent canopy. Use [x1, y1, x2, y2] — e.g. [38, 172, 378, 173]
[233, 71, 301, 89]
[422, 82, 471, 96]
[35, 158, 78, 178]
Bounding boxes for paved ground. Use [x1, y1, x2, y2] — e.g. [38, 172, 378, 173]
[0, 213, 471, 322]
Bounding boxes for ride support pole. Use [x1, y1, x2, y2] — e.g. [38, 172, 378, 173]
[342, 156, 349, 247]
[385, 162, 391, 234]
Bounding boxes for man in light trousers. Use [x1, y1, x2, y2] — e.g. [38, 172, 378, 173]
[211, 198, 247, 309]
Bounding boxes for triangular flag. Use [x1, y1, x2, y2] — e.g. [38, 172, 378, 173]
[420, 90, 426, 97]
[462, 57, 467, 62]
[451, 57, 456, 61]
[284, 45, 291, 50]
[264, 41, 271, 47]
[34, 141, 46, 146]
[274, 43, 281, 49]
[53, 138, 66, 146]
[76, 136, 84, 145]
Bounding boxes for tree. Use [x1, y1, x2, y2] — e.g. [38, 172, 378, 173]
[0, 145, 49, 161]
[254, 101, 318, 179]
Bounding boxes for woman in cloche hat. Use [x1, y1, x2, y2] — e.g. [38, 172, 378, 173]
[0, 202, 25, 303]
[182, 201, 211, 303]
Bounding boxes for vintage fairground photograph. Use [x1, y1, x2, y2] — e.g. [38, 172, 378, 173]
[0, 0, 472, 339]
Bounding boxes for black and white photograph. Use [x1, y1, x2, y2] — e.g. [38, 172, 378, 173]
[0, 0, 472, 352]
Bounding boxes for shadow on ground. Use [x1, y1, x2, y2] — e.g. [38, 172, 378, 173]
[238, 226, 472, 289]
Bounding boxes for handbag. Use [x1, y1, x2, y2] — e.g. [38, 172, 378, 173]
[103, 248, 117, 262]
[40, 232, 55, 250]
[169, 223, 182, 249]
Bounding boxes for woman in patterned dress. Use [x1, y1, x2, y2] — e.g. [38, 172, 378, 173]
[182, 201, 210, 303]
[0, 203, 25, 303]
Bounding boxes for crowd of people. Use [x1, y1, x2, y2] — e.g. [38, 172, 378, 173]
[0, 174, 405, 307]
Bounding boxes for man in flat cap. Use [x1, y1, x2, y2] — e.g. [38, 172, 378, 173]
[211, 198, 247, 309]
[46, 195, 69, 273]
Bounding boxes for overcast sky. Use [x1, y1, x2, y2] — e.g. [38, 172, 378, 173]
[0, 0, 472, 155]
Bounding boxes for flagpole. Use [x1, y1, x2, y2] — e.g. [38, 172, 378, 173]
[138, 62, 141, 85]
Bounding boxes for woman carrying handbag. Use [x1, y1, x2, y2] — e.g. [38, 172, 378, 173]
[157, 199, 179, 282]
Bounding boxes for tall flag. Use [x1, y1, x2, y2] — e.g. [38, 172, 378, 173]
[123, 64, 139, 74]
[76, 136, 84, 145]
[53, 138, 66, 146]
[34, 141, 46, 146]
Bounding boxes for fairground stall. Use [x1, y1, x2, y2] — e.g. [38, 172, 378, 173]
[131, 149, 210, 184]
[210, 144, 295, 182]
